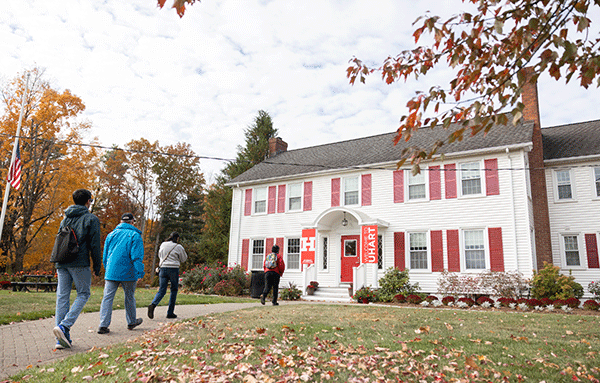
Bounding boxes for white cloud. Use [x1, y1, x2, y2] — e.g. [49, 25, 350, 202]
[0, 0, 599, 184]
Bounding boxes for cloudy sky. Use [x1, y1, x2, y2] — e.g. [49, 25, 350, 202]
[1, 0, 599, 183]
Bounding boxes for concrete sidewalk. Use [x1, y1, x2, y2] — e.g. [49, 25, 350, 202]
[0, 301, 270, 380]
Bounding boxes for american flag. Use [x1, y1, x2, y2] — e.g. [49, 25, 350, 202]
[7, 144, 22, 190]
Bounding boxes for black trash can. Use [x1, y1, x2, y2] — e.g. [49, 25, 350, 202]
[250, 270, 265, 298]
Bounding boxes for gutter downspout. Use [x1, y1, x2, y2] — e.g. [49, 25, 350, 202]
[506, 148, 520, 271]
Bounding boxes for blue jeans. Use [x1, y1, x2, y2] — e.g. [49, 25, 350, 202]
[152, 267, 179, 316]
[99, 280, 137, 327]
[55, 267, 92, 329]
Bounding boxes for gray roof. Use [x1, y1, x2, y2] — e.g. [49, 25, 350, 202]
[229, 119, 534, 185]
[543, 119, 600, 161]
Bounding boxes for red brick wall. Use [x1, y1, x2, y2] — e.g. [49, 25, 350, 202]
[522, 67, 553, 269]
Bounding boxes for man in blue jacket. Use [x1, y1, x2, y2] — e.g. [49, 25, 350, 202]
[53, 189, 102, 349]
[97, 213, 145, 334]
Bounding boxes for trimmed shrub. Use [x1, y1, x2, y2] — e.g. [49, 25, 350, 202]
[530, 263, 584, 300]
[588, 281, 600, 299]
[279, 282, 302, 301]
[213, 279, 242, 296]
[394, 294, 406, 303]
[407, 294, 423, 305]
[182, 263, 250, 294]
[565, 297, 581, 309]
[377, 267, 420, 302]
[442, 296, 455, 305]
[583, 299, 600, 311]
[476, 296, 494, 306]
[426, 295, 439, 302]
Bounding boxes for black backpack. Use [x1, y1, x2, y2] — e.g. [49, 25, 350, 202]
[50, 226, 80, 263]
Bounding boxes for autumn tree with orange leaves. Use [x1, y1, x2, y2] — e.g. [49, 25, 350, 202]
[346, 0, 600, 169]
[0, 68, 99, 272]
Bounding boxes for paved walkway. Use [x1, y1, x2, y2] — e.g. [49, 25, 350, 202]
[0, 301, 275, 380]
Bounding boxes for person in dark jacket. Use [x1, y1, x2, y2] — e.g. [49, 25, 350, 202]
[97, 213, 145, 334]
[261, 245, 285, 306]
[53, 189, 102, 350]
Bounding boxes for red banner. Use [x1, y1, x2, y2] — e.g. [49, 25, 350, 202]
[301, 228, 316, 265]
[361, 225, 378, 264]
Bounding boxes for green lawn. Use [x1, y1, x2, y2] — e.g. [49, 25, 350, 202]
[0, 286, 253, 325]
[9, 304, 600, 382]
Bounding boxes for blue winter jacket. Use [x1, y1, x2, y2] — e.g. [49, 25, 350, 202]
[103, 223, 145, 281]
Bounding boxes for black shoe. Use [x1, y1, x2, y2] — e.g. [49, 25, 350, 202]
[127, 318, 143, 330]
[97, 327, 110, 334]
[272, 302, 279, 306]
[147, 304, 156, 319]
[166, 313, 177, 319]
[260, 295, 265, 305]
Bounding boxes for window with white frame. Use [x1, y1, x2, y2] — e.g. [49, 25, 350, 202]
[408, 171, 426, 200]
[254, 187, 267, 213]
[251, 239, 264, 270]
[287, 238, 300, 270]
[555, 169, 573, 200]
[288, 183, 302, 211]
[344, 176, 359, 205]
[563, 235, 581, 267]
[464, 230, 486, 269]
[594, 167, 600, 197]
[409, 232, 428, 269]
[461, 162, 482, 196]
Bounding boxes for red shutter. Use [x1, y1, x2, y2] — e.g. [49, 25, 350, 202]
[445, 164, 457, 199]
[429, 165, 441, 200]
[277, 185, 286, 213]
[485, 158, 500, 196]
[303, 181, 313, 211]
[241, 239, 250, 271]
[585, 234, 600, 268]
[244, 189, 252, 216]
[331, 178, 340, 207]
[393, 170, 404, 203]
[394, 232, 405, 270]
[266, 238, 274, 258]
[431, 230, 443, 272]
[268, 186, 277, 214]
[447, 229, 460, 272]
[361, 174, 372, 206]
[488, 227, 504, 272]
[276, 237, 284, 251]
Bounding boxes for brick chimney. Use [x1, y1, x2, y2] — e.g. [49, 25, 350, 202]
[521, 67, 552, 270]
[268, 137, 288, 158]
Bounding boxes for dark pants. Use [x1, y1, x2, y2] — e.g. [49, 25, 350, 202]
[262, 271, 280, 303]
[152, 267, 179, 316]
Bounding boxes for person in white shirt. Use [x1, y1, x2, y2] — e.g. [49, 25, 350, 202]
[147, 232, 188, 319]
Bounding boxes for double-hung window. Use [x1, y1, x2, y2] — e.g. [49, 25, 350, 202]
[288, 183, 302, 211]
[344, 176, 359, 205]
[461, 162, 482, 196]
[556, 170, 573, 200]
[594, 167, 600, 197]
[408, 171, 426, 200]
[251, 239, 264, 270]
[563, 235, 581, 267]
[287, 238, 300, 270]
[464, 230, 486, 270]
[409, 232, 428, 269]
[254, 187, 267, 213]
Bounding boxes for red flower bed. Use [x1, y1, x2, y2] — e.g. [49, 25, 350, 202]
[442, 296, 455, 305]
[406, 294, 423, 304]
[476, 296, 494, 306]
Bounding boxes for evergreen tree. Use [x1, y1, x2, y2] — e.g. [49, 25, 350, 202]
[201, 110, 278, 264]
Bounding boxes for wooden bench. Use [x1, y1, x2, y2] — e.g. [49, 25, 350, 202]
[12, 281, 58, 292]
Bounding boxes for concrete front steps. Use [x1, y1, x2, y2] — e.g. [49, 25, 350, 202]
[302, 286, 354, 303]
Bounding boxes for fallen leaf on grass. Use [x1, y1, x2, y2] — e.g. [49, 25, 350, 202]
[465, 356, 479, 370]
[444, 322, 453, 331]
[255, 328, 266, 334]
[415, 326, 430, 334]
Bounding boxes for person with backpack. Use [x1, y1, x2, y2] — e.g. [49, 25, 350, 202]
[261, 245, 285, 306]
[53, 189, 102, 350]
[97, 213, 145, 334]
[147, 232, 188, 319]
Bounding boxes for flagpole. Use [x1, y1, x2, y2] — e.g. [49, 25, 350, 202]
[0, 73, 30, 243]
